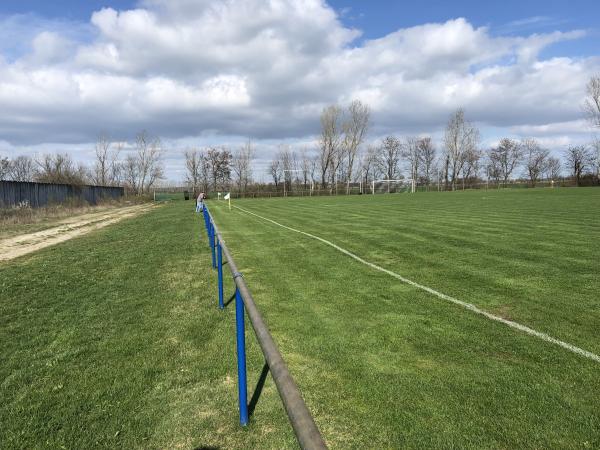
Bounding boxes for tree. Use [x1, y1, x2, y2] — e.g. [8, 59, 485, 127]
[404, 137, 419, 193]
[522, 138, 549, 187]
[488, 138, 523, 187]
[546, 157, 562, 182]
[584, 75, 600, 128]
[417, 137, 436, 190]
[268, 157, 282, 189]
[184, 148, 203, 195]
[1, 156, 9, 180]
[92, 134, 122, 186]
[460, 147, 483, 190]
[36, 153, 89, 185]
[279, 145, 298, 194]
[318, 105, 342, 190]
[123, 154, 141, 194]
[591, 139, 600, 184]
[122, 132, 164, 195]
[486, 155, 502, 187]
[376, 136, 402, 188]
[93, 134, 110, 186]
[8, 155, 36, 182]
[299, 148, 312, 190]
[205, 147, 231, 191]
[565, 145, 592, 186]
[341, 100, 370, 194]
[232, 141, 254, 195]
[443, 108, 480, 190]
[134, 131, 164, 194]
[361, 144, 379, 192]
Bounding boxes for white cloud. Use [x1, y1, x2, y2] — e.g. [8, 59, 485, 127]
[0, 0, 599, 180]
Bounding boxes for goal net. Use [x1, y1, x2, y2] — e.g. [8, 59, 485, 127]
[371, 179, 410, 194]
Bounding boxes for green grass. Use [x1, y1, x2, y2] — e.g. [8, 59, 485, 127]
[207, 188, 600, 448]
[2, 188, 599, 449]
[0, 203, 295, 449]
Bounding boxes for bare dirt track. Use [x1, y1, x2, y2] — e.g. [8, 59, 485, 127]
[0, 204, 155, 262]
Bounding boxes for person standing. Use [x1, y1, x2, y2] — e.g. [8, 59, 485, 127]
[196, 192, 205, 212]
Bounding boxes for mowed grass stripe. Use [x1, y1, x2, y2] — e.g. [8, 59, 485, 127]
[228, 189, 599, 354]
[233, 204, 600, 364]
[209, 195, 600, 448]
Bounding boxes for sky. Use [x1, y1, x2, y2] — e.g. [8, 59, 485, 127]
[1, 0, 599, 181]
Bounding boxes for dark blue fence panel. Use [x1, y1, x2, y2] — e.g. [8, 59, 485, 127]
[0, 180, 124, 208]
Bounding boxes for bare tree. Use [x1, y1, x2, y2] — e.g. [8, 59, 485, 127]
[360, 144, 379, 191]
[299, 148, 312, 190]
[341, 100, 370, 193]
[376, 136, 402, 188]
[92, 134, 122, 186]
[460, 147, 483, 190]
[123, 154, 141, 194]
[443, 108, 480, 190]
[404, 137, 420, 193]
[592, 138, 600, 184]
[1, 156, 10, 180]
[279, 145, 298, 193]
[488, 138, 523, 187]
[93, 134, 111, 186]
[232, 141, 254, 195]
[134, 131, 164, 194]
[8, 155, 36, 181]
[184, 148, 203, 194]
[417, 137, 436, 190]
[268, 156, 282, 189]
[318, 105, 342, 190]
[584, 75, 600, 128]
[205, 147, 231, 191]
[36, 153, 89, 185]
[565, 145, 592, 186]
[546, 157, 562, 182]
[522, 138, 549, 187]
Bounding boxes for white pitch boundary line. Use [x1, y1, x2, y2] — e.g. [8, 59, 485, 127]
[234, 205, 600, 364]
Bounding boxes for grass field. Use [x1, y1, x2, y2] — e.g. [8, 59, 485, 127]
[208, 188, 600, 448]
[1, 188, 599, 448]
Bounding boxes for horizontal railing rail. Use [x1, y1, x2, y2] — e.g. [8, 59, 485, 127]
[201, 205, 327, 450]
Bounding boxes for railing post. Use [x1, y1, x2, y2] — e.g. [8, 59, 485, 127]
[235, 286, 249, 426]
[210, 222, 217, 269]
[217, 241, 224, 309]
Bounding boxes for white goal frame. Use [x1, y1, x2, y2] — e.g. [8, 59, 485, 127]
[371, 179, 411, 194]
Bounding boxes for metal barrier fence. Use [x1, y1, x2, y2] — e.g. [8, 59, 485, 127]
[201, 205, 327, 450]
[0, 180, 124, 208]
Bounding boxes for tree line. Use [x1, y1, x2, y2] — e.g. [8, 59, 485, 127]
[3, 75, 599, 195]
[0, 131, 164, 195]
[186, 74, 600, 194]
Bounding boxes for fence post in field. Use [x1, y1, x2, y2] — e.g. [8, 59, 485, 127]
[217, 242, 224, 309]
[210, 222, 217, 269]
[235, 285, 249, 425]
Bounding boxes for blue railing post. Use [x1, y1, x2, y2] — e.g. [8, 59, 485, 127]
[235, 286, 249, 426]
[217, 241, 224, 309]
[210, 223, 217, 269]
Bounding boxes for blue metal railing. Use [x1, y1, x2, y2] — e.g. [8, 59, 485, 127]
[201, 205, 327, 449]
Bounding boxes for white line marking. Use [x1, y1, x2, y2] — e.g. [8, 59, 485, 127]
[234, 205, 600, 364]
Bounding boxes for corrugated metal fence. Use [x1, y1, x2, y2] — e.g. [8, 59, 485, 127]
[0, 180, 124, 208]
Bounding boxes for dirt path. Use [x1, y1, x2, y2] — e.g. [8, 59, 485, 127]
[0, 204, 155, 262]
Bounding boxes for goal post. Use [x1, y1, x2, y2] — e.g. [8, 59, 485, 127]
[371, 179, 410, 194]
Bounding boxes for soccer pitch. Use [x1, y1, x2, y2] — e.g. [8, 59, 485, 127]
[209, 188, 600, 448]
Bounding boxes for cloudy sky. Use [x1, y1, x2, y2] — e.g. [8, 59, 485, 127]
[1, 0, 599, 181]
